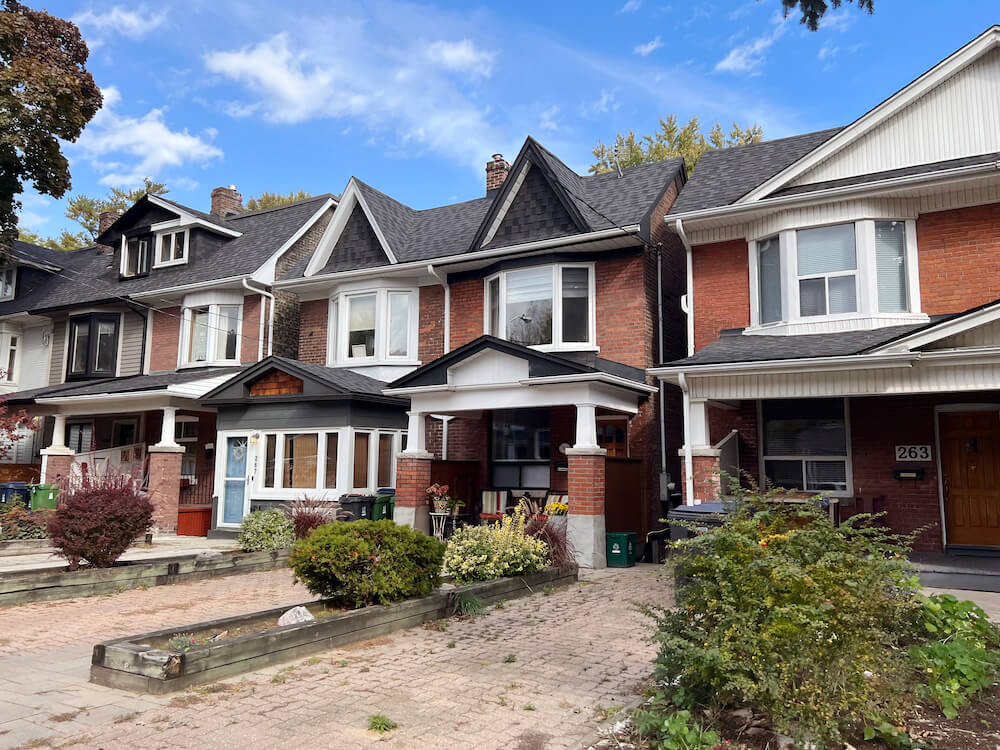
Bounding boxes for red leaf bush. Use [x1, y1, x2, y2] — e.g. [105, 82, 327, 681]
[282, 495, 346, 539]
[526, 516, 577, 572]
[47, 473, 154, 569]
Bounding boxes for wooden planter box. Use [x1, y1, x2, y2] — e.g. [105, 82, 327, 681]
[90, 566, 578, 694]
[0, 538, 54, 557]
[0, 549, 290, 606]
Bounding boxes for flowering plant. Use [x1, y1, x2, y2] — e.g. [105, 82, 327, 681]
[426, 483, 450, 513]
[443, 510, 549, 584]
[544, 500, 569, 516]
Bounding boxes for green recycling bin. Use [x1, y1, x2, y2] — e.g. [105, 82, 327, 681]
[606, 532, 637, 568]
[29, 483, 59, 510]
[373, 495, 395, 520]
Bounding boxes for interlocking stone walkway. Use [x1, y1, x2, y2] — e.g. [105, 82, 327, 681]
[0, 564, 673, 750]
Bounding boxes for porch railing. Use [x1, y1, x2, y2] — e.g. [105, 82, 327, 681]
[179, 471, 215, 506]
[71, 443, 147, 486]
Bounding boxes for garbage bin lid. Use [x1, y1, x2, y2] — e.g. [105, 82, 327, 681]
[667, 502, 728, 517]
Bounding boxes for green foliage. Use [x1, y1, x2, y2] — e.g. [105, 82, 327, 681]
[367, 714, 397, 733]
[237, 510, 295, 552]
[654, 497, 920, 747]
[17, 227, 87, 251]
[589, 115, 762, 176]
[67, 177, 168, 240]
[503, 653, 516, 663]
[0, 1, 102, 249]
[166, 634, 196, 653]
[915, 592, 1000, 647]
[289, 520, 444, 608]
[443, 511, 549, 584]
[244, 190, 312, 211]
[780, 0, 874, 32]
[452, 591, 486, 618]
[633, 705, 720, 750]
[0, 498, 49, 539]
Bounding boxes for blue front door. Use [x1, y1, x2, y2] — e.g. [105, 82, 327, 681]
[222, 437, 249, 525]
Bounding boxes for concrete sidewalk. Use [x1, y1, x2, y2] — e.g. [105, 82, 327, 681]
[0, 536, 238, 574]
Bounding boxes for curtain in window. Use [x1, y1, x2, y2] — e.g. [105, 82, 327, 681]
[758, 237, 782, 323]
[348, 295, 376, 358]
[189, 309, 209, 361]
[215, 305, 240, 361]
[876, 221, 907, 312]
[353, 432, 370, 488]
[762, 399, 847, 492]
[377, 434, 394, 487]
[283, 433, 318, 488]
[69, 320, 89, 374]
[95, 320, 117, 372]
[325, 433, 338, 488]
[505, 267, 552, 346]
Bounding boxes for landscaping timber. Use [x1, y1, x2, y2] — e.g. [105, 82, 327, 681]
[90, 566, 578, 693]
[0, 539, 53, 557]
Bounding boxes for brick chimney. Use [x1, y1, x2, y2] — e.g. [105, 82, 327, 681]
[98, 210, 121, 236]
[211, 185, 243, 217]
[486, 154, 510, 193]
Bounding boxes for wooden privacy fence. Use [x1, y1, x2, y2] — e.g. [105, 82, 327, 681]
[604, 457, 649, 538]
[0, 463, 40, 483]
[430, 460, 482, 514]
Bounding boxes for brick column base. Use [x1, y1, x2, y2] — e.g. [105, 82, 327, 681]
[680, 453, 722, 504]
[148, 447, 184, 534]
[395, 453, 432, 535]
[41, 451, 73, 484]
[567, 449, 607, 569]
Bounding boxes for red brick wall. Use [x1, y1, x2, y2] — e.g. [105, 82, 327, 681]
[917, 202, 1000, 315]
[419, 285, 445, 362]
[149, 306, 181, 372]
[298, 299, 328, 365]
[567, 453, 605, 515]
[691, 239, 749, 351]
[241, 294, 262, 363]
[148, 449, 182, 533]
[681, 454, 722, 503]
[449, 278, 483, 350]
[594, 254, 653, 369]
[395, 456, 432, 509]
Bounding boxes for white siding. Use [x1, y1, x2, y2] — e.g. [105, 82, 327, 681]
[19, 324, 52, 391]
[48, 317, 66, 386]
[924, 319, 1000, 350]
[119, 310, 145, 376]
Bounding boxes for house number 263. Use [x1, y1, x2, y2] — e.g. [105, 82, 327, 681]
[895, 445, 931, 461]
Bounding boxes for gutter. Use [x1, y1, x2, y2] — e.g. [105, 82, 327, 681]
[649, 351, 918, 380]
[129, 274, 249, 300]
[242, 278, 274, 358]
[426, 265, 450, 354]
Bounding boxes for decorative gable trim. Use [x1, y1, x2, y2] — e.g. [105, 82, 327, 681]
[251, 197, 337, 284]
[146, 195, 242, 237]
[304, 180, 396, 276]
[867, 299, 1000, 354]
[739, 25, 1000, 204]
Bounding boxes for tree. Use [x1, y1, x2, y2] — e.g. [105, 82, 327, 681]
[245, 190, 313, 212]
[589, 116, 763, 176]
[66, 177, 168, 241]
[0, 1, 101, 251]
[780, 0, 874, 31]
[17, 227, 86, 251]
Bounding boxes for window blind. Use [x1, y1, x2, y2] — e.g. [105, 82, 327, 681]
[758, 236, 782, 323]
[875, 221, 907, 312]
[797, 223, 856, 274]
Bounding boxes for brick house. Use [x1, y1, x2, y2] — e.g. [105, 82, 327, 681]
[269, 137, 688, 566]
[3, 187, 337, 534]
[650, 26, 1000, 553]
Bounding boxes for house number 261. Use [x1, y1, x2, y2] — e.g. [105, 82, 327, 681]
[895, 445, 931, 461]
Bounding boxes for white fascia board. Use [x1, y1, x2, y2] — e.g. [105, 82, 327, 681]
[282, 225, 641, 291]
[920, 347, 1000, 366]
[146, 195, 242, 238]
[648, 351, 918, 381]
[480, 161, 531, 248]
[737, 27, 1000, 203]
[353, 190, 398, 264]
[251, 198, 336, 284]
[869, 302, 1000, 353]
[520, 372, 657, 394]
[167, 373, 241, 398]
[127, 275, 248, 301]
[304, 180, 361, 276]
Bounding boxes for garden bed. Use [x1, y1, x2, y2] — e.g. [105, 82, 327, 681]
[0, 549, 290, 606]
[90, 566, 577, 694]
[0, 538, 54, 557]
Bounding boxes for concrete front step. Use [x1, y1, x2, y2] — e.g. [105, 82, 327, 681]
[913, 553, 1000, 593]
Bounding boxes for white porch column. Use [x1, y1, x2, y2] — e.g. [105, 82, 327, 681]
[155, 406, 181, 449]
[396, 411, 432, 534]
[678, 398, 721, 505]
[402, 411, 430, 456]
[40, 413, 74, 483]
[573, 403, 600, 450]
[49, 414, 68, 451]
[567, 402, 607, 569]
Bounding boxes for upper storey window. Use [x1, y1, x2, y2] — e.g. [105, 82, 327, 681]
[0, 267, 16, 301]
[328, 288, 418, 366]
[750, 220, 919, 332]
[181, 304, 241, 366]
[484, 263, 594, 350]
[155, 229, 188, 268]
[66, 314, 119, 380]
[120, 236, 151, 279]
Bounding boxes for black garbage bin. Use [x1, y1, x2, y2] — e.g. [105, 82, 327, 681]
[0, 482, 28, 507]
[339, 494, 376, 521]
[667, 502, 729, 543]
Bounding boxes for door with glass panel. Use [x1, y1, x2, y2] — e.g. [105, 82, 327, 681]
[221, 435, 251, 525]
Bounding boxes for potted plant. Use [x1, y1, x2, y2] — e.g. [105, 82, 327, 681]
[426, 483, 450, 514]
[446, 496, 465, 517]
[544, 499, 569, 531]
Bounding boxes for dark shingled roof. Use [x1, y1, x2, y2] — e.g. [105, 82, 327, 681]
[10, 240, 70, 269]
[667, 128, 843, 215]
[4, 367, 245, 404]
[268, 356, 390, 396]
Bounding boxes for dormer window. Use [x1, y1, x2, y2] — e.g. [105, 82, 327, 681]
[120, 236, 151, 278]
[155, 229, 188, 268]
[0, 267, 15, 301]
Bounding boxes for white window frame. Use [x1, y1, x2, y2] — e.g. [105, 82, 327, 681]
[178, 303, 243, 367]
[1, 331, 18, 384]
[326, 288, 419, 366]
[174, 415, 200, 443]
[748, 219, 922, 333]
[482, 262, 597, 352]
[153, 228, 190, 268]
[757, 397, 853, 498]
[119, 236, 150, 278]
[0, 267, 16, 301]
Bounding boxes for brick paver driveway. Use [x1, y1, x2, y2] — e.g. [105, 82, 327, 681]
[0, 564, 672, 750]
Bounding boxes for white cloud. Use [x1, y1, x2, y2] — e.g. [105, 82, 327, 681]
[72, 86, 222, 187]
[818, 43, 839, 60]
[618, 0, 642, 13]
[16, 191, 52, 230]
[585, 89, 619, 116]
[72, 5, 166, 42]
[423, 39, 496, 77]
[539, 105, 560, 131]
[633, 36, 663, 56]
[820, 9, 854, 32]
[715, 16, 789, 74]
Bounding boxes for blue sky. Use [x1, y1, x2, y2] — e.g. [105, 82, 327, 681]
[18, 0, 1000, 238]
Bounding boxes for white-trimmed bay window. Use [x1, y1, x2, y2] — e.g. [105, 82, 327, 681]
[327, 288, 418, 365]
[180, 304, 242, 366]
[760, 398, 851, 495]
[155, 229, 189, 267]
[749, 219, 921, 333]
[484, 263, 595, 350]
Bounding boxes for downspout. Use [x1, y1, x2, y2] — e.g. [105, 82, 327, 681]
[655, 244, 669, 503]
[677, 371, 694, 506]
[242, 278, 274, 358]
[674, 219, 694, 357]
[427, 264, 451, 459]
[124, 302, 148, 375]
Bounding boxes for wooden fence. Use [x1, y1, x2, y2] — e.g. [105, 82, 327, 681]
[605, 457, 648, 538]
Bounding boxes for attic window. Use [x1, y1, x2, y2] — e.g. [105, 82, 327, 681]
[0, 267, 15, 301]
[155, 229, 188, 268]
[120, 236, 151, 278]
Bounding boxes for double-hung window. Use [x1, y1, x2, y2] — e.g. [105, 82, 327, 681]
[66, 314, 119, 379]
[182, 304, 241, 365]
[761, 398, 849, 494]
[796, 224, 858, 317]
[330, 289, 416, 364]
[155, 229, 188, 267]
[484, 264, 594, 349]
[0, 267, 16, 301]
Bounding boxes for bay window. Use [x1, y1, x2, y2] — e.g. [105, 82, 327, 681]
[155, 229, 188, 267]
[875, 221, 908, 312]
[761, 398, 849, 494]
[484, 263, 594, 349]
[259, 429, 404, 492]
[328, 288, 417, 365]
[757, 237, 782, 324]
[182, 304, 241, 365]
[796, 224, 858, 317]
[67, 314, 119, 379]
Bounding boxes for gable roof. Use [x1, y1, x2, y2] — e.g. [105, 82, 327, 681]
[10, 240, 68, 271]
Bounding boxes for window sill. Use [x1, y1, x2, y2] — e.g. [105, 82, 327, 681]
[528, 343, 600, 354]
[153, 259, 188, 269]
[178, 360, 241, 369]
[745, 312, 929, 337]
[328, 359, 422, 368]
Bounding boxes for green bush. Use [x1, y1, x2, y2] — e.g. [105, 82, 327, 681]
[654, 495, 921, 747]
[237, 510, 295, 551]
[289, 520, 444, 607]
[633, 705, 720, 750]
[0, 499, 50, 540]
[443, 511, 549, 584]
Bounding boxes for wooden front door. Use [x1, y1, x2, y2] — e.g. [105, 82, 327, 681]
[940, 411, 1000, 547]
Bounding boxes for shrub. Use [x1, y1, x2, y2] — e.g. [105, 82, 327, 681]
[237, 510, 295, 551]
[47, 475, 154, 569]
[633, 705, 720, 750]
[282, 496, 345, 539]
[443, 511, 549, 584]
[289, 520, 444, 607]
[653, 495, 921, 747]
[525, 515, 576, 571]
[0, 499, 51, 540]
